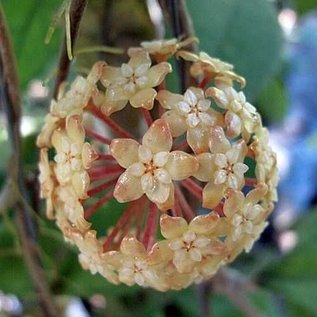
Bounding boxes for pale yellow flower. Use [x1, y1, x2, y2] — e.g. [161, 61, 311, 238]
[139, 37, 198, 62]
[160, 213, 225, 273]
[223, 184, 268, 244]
[194, 126, 248, 208]
[99, 50, 171, 115]
[157, 87, 222, 153]
[51, 61, 106, 118]
[177, 50, 245, 87]
[54, 185, 91, 232]
[38, 148, 55, 219]
[110, 119, 198, 210]
[251, 126, 279, 202]
[206, 86, 260, 139]
[52, 115, 98, 198]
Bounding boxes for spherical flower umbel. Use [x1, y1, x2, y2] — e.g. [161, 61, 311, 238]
[37, 38, 278, 291]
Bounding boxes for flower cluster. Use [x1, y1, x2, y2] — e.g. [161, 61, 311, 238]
[37, 39, 278, 291]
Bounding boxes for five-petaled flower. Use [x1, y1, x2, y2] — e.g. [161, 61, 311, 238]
[52, 115, 98, 199]
[206, 86, 259, 139]
[97, 50, 171, 116]
[223, 184, 268, 249]
[194, 126, 249, 208]
[157, 87, 222, 153]
[160, 213, 226, 273]
[177, 50, 245, 87]
[110, 119, 199, 210]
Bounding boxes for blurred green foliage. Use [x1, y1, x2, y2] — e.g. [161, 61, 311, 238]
[0, 0, 317, 316]
[1, 0, 62, 91]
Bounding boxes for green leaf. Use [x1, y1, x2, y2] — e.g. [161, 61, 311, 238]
[1, 0, 63, 91]
[256, 78, 288, 122]
[259, 212, 317, 315]
[293, 0, 317, 15]
[187, 0, 283, 99]
[269, 279, 317, 316]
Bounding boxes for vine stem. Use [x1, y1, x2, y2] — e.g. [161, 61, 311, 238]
[181, 178, 202, 200]
[143, 203, 158, 250]
[102, 199, 142, 252]
[85, 128, 112, 145]
[84, 190, 113, 219]
[87, 177, 118, 197]
[88, 103, 134, 138]
[53, 0, 88, 98]
[0, 7, 59, 317]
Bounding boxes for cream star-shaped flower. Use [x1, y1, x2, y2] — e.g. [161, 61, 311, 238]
[194, 126, 248, 208]
[206, 86, 259, 139]
[98, 50, 171, 116]
[110, 119, 198, 210]
[160, 213, 225, 273]
[223, 184, 268, 245]
[177, 50, 245, 87]
[38, 148, 55, 219]
[52, 115, 98, 198]
[157, 87, 221, 153]
[137, 37, 198, 62]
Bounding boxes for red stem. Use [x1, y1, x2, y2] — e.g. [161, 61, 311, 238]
[198, 76, 209, 89]
[245, 178, 257, 187]
[102, 200, 140, 252]
[173, 139, 188, 151]
[85, 129, 112, 145]
[98, 153, 115, 161]
[181, 178, 202, 200]
[171, 194, 182, 217]
[214, 201, 224, 217]
[142, 108, 153, 127]
[84, 190, 113, 218]
[89, 170, 122, 182]
[87, 178, 118, 197]
[175, 185, 195, 220]
[143, 203, 158, 250]
[89, 164, 123, 180]
[88, 104, 133, 138]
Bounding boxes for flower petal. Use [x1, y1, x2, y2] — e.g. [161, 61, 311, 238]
[156, 90, 183, 110]
[189, 212, 219, 234]
[156, 183, 175, 211]
[66, 115, 85, 143]
[101, 65, 122, 87]
[245, 183, 268, 205]
[194, 153, 217, 182]
[82, 143, 98, 169]
[165, 151, 198, 180]
[72, 171, 90, 199]
[209, 126, 231, 154]
[142, 119, 172, 153]
[160, 214, 188, 239]
[147, 62, 172, 87]
[120, 235, 146, 256]
[187, 127, 210, 154]
[128, 50, 151, 69]
[141, 173, 154, 192]
[110, 138, 139, 168]
[154, 168, 172, 184]
[223, 189, 245, 217]
[202, 182, 225, 209]
[148, 240, 173, 265]
[130, 88, 157, 110]
[113, 171, 144, 202]
[162, 110, 187, 137]
[225, 111, 241, 137]
[145, 178, 170, 204]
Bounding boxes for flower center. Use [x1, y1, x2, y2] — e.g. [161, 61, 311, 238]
[144, 160, 158, 175]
